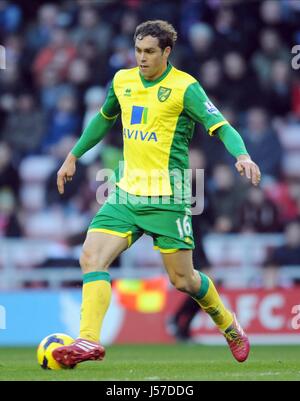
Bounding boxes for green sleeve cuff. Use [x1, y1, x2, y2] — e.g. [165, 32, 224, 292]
[71, 112, 117, 158]
[217, 124, 249, 158]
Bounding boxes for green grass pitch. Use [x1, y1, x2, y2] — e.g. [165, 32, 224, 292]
[0, 344, 299, 381]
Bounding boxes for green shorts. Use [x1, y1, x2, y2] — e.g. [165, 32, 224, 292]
[88, 186, 194, 253]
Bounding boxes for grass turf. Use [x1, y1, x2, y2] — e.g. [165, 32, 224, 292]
[0, 344, 299, 381]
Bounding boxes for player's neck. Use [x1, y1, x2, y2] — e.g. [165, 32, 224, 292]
[145, 62, 169, 81]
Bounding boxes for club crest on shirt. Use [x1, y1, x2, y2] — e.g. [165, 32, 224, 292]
[157, 86, 172, 102]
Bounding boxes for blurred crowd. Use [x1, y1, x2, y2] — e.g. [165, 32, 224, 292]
[0, 0, 300, 283]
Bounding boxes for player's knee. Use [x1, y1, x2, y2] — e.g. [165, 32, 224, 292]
[80, 249, 97, 272]
[171, 275, 194, 294]
[80, 248, 108, 273]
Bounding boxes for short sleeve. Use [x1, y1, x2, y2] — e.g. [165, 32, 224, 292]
[184, 82, 228, 136]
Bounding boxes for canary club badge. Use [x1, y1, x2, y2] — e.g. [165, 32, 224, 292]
[158, 86, 172, 102]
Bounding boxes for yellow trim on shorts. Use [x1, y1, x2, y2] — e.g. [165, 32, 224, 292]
[88, 228, 132, 247]
[208, 120, 228, 136]
[153, 246, 179, 254]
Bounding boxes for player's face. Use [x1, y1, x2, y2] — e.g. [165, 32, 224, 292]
[135, 35, 171, 80]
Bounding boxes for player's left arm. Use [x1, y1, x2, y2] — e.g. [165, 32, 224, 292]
[184, 82, 261, 186]
[218, 125, 261, 186]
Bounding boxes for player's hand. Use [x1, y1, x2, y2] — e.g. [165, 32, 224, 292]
[235, 155, 261, 186]
[57, 153, 77, 195]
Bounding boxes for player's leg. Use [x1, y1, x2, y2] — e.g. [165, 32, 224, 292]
[53, 231, 129, 367]
[138, 205, 234, 335]
[167, 239, 211, 341]
[53, 188, 142, 366]
[162, 250, 233, 331]
[162, 250, 250, 362]
[77, 188, 142, 345]
[79, 231, 128, 343]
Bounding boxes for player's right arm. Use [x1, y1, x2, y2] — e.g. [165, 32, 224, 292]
[57, 79, 120, 194]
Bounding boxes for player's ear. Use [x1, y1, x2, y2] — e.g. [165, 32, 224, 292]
[163, 46, 171, 58]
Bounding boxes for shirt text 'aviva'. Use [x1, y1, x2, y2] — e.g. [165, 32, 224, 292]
[123, 128, 158, 142]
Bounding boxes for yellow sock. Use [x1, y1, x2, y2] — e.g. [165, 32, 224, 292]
[192, 272, 233, 332]
[79, 272, 111, 343]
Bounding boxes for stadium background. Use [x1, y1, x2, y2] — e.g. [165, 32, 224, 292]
[0, 0, 300, 347]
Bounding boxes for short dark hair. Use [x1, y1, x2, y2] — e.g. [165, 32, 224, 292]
[134, 20, 177, 50]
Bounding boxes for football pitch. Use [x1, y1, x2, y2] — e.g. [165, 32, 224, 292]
[0, 344, 299, 381]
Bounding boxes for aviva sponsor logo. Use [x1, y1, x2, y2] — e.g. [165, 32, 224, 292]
[123, 128, 157, 142]
[130, 105, 148, 124]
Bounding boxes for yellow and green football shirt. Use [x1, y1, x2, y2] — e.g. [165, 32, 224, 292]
[100, 63, 228, 197]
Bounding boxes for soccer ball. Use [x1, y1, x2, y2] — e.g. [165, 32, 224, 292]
[37, 333, 75, 370]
